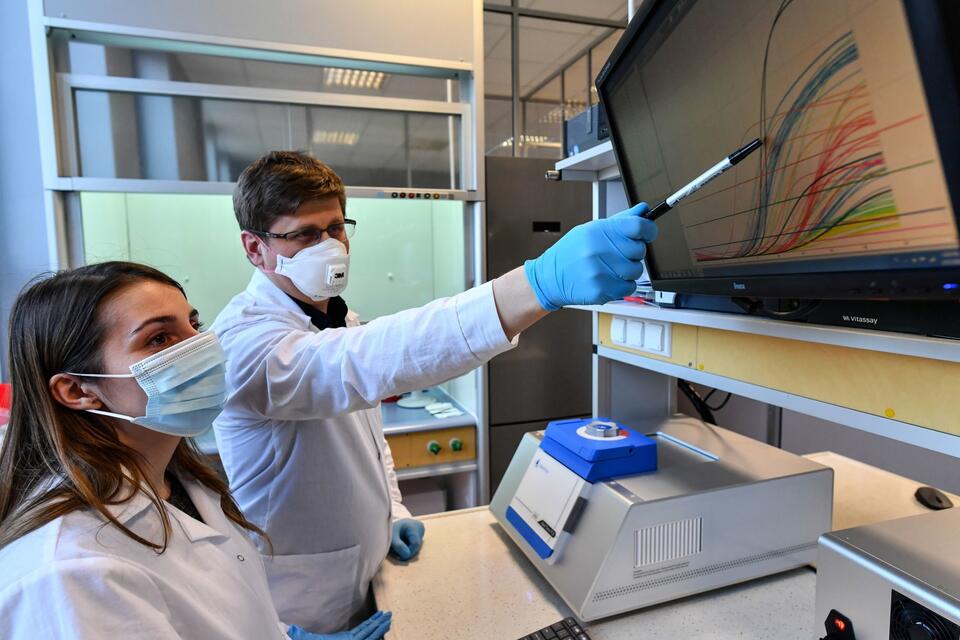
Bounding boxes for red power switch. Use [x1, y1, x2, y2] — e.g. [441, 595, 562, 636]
[820, 609, 855, 640]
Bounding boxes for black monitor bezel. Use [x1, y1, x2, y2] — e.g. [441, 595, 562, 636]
[595, 0, 960, 300]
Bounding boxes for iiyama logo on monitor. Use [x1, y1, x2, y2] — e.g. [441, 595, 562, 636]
[733, 283, 746, 290]
[842, 315, 879, 325]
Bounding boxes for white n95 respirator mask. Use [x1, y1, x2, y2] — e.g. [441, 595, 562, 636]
[67, 331, 227, 438]
[270, 237, 350, 301]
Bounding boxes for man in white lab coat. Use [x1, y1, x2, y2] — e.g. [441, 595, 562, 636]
[213, 151, 656, 633]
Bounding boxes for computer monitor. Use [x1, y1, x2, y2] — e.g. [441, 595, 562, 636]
[596, 0, 960, 300]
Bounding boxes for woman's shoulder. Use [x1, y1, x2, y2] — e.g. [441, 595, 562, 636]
[0, 501, 161, 594]
[0, 514, 171, 639]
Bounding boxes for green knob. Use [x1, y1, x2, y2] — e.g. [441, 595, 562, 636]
[427, 440, 442, 455]
[449, 438, 463, 452]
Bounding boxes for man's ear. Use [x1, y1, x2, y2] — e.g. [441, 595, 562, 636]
[48, 374, 105, 412]
[241, 230, 267, 269]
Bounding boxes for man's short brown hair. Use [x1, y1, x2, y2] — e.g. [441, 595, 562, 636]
[233, 151, 347, 232]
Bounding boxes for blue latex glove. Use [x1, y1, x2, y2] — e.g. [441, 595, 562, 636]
[389, 518, 425, 561]
[524, 202, 658, 310]
[287, 611, 392, 640]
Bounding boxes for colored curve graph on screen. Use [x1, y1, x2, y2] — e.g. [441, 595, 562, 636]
[686, 0, 951, 266]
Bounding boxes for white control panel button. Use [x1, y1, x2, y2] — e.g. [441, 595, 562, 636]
[643, 322, 664, 351]
[610, 317, 627, 344]
[626, 320, 645, 349]
[607, 316, 672, 357]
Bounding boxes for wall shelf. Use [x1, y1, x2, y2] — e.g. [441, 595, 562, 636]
[381, 387, 476, 435]
[555, 141, 619, 181]
[395, 460, 477, 481]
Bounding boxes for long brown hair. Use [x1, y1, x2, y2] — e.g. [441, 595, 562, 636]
[0, 261, 267, 552]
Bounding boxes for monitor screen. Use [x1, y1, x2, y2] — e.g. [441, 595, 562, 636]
[598, 0, 960, 299]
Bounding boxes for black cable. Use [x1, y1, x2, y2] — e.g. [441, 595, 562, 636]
[677, 379, 716, 425]
[707, 391, 733, 412]
[696, 386, 733, 412]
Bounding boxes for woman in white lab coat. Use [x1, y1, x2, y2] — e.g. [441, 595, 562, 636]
[0, 261, 390, 640]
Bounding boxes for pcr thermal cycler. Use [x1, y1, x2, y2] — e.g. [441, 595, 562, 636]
[490, 415, 833, 621]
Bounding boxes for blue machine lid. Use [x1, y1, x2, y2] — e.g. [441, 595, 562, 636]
[544, 417, 653, 462]
[540, 417, 658, 482]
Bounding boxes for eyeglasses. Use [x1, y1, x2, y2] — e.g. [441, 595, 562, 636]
[250, 218, 356, 245]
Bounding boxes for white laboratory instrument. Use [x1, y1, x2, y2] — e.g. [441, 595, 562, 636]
[490, 415, 833, 622]
[397, 390, 438, 408]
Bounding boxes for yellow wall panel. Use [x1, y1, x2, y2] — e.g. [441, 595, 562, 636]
[597, 312, 960, 436]
[696, 328, 960, 435]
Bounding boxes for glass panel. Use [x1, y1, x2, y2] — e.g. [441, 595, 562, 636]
[518, 17, 607, 157]
[562, 54, 589, 119]
[347, 198, 466, 320]
[518, 0, 628, 22]
[486, 97, 514, 156]
[73, 89, 461, 189]
[57, 39, 457, 101]
[80, 192, 254, 324]
[522, 76, 563, 159]
[79, 193, 467, 323]
[307, 107, 460, 189]
[484, 11, 513, 156]
[590, 29, 624, 105]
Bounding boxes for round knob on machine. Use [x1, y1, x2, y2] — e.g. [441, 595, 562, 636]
[427, 440, 442, 455]
[584, 420, 620, 438]
[449, 438, 463, 452]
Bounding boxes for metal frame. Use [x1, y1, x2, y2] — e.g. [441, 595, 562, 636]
[469, 0, 491, 504]
[61, 74, 471, 116]
[53, 179, 476, 202]
[28, 0, 68, 268]
[483, 4, 627, 30]
[46, 18, 472, 78]
[35, 6, 485, 196]
[57, 73, 474, 195]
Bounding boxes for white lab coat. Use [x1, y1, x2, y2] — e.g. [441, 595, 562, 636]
[212, 270, 516, 633]
[0, 477, 287, 639]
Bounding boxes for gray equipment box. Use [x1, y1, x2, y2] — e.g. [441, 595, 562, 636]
[490, 415, 833, 622]
[816, 508, 960, 637]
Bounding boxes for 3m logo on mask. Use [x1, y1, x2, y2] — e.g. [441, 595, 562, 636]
[273, 238, 351, 301]
[326, 264, 347, 285]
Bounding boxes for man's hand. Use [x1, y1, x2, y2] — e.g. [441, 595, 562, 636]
[524, 202, 657, 310]
[389, 519, 425, 561]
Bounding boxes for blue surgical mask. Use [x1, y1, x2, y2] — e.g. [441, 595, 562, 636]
[67, 332, 227, 437]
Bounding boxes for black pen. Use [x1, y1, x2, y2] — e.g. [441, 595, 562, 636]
[644, 138, 763, 221]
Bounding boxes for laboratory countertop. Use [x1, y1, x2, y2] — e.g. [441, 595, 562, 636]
[193, 387, 476, 455]
[372, 451, 959, 640]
